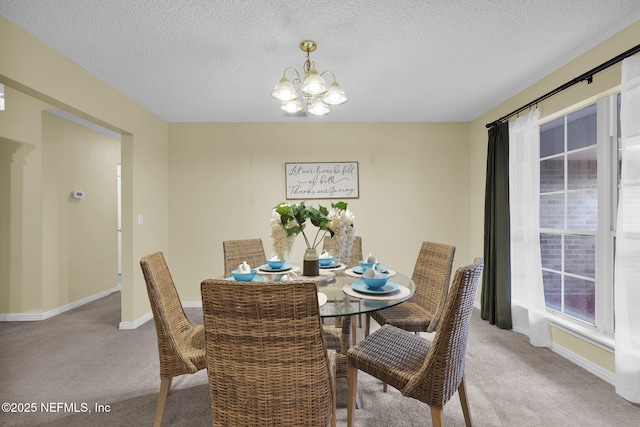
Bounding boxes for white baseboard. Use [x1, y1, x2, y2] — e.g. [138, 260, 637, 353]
[0, 287, 120, 322]
[471, 301, 614, 386]
[119, 311, 153, 330]
[551, 342, 616, 385]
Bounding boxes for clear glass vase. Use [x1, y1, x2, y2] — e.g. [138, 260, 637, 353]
[303, 248, 320, 277]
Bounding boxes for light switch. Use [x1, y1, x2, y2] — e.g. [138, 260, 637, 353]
[137, 214, 143, 225]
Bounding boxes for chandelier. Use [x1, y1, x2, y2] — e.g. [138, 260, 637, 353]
[271, 40, 348, 116]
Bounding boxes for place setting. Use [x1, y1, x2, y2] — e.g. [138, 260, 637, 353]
[256, 255, 301, 275]
[224, 261, 264, 282]
[345, 253, 397, 278]
[343, 258, 410, 301]
[318, 250, 347, 271]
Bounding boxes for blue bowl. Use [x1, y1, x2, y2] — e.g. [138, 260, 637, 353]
[267, 259, 286, 269]
[362, 274, 389, 289]
[319, 257, 334, 266]
[232, 269, 257, 281]
[359, 260, 376, 270]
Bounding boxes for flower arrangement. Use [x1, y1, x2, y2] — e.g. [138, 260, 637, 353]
[270, 201, 355, 263]
[325, 205, 356, 263]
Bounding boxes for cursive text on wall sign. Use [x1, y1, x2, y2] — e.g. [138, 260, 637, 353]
[285, 162, 359, 200]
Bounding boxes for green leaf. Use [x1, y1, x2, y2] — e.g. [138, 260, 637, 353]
[287, 225, 304, 237]
[274, 203, 290, 216]
[307, 206, 329, 229]
[332, 201, 348, 211]
[292, 203, 308, 224]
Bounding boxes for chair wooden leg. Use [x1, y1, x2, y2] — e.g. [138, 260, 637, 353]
[331, 362, 337, 427]
[331, 400, 336, 427]
[458, 376, 473, 427]
[154, 377, 172, 427]
[351, 315, 357, 346]
[383, 382, 388, 392]
[358, 313, 362, 328]
[430, 406, 444, 427]
[347, 364, 358, 427]
[365, 314, 371, 338]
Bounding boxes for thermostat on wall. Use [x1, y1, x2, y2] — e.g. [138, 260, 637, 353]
[71, 191, 85, 199]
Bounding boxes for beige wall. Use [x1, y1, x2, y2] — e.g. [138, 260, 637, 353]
[41, 112, 120, 311]
[0, 88, 50, 314]
[0, 90, 121, 315]
[0, 16, 168, 323]
[168, 122, 472, 301]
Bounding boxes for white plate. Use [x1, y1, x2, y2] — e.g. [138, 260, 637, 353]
[319, 263, 346, 272]
[342, 283, 411, 301]
[317, 292, 328, 307]
[351, 281, 399, 295]
[258, 265, 301, 275]
[319, 262, 340, 269]
[345, 268, 396, 278]
[352, 265, 389, 274]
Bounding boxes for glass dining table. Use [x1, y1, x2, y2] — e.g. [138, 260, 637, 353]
[253, 262, 416, 343]
[254, 263, 415, 315]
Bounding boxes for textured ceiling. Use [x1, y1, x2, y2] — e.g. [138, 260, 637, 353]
[1, 0, 640, 123]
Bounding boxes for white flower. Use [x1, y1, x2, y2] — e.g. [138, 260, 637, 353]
[270, 209, 295, 260]
[326, 207, 356, 264]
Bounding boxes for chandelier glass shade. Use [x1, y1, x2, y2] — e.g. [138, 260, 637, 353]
[271, 40, 347, 116]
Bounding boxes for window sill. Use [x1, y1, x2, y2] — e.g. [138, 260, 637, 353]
[546, 311, 614, 353]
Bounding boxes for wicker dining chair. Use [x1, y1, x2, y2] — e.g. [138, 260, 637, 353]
[346, 258, 484, 427]
[140, 252, 207, 427]
[222, 238, 268, 277]
[201, 279, 337, 427]
[366, 241, 456, 337]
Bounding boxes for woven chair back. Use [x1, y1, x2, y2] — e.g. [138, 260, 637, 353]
[410, 241, 456, 330]
[223, 238, 267, 276]
[403, 258, 484, 407]
[201, 279, 334, 427]
[140, 252, 199, 377]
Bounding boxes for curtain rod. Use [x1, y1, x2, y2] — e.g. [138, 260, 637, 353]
[486, 43, 640, 128]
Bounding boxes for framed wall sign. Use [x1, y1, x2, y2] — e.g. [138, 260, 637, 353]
[285, 162, 359, 200]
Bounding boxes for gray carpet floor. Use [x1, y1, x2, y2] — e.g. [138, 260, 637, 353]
[0, 291, 638, 426]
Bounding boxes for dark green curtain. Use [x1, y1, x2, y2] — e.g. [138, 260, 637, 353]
[481, 122, 512, 329]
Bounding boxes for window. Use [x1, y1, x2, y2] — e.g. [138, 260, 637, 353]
[539, 95, 619, 335]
